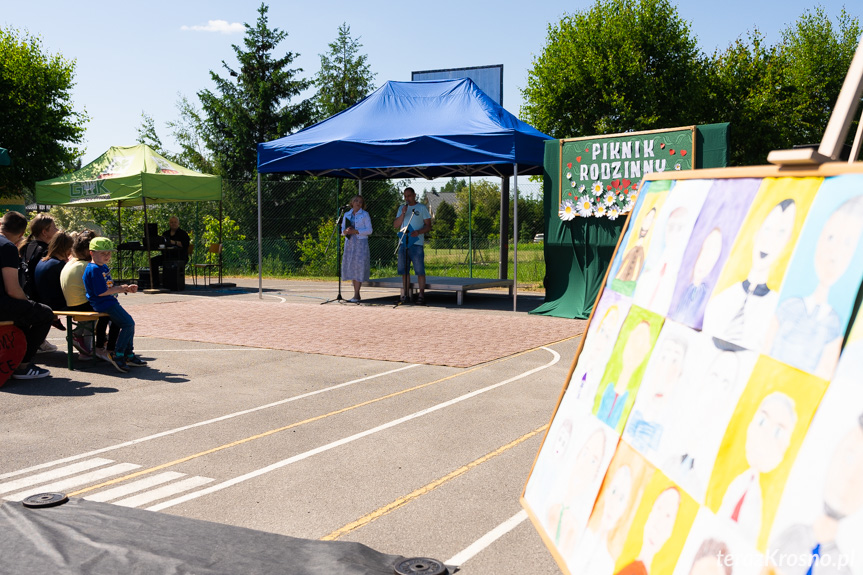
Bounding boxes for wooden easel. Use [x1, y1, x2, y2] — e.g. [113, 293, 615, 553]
[768, 36, 863, 166]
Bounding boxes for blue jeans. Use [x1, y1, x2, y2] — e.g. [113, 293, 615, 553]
[106, 304, 135, 357]
[397, 244, 425, 276]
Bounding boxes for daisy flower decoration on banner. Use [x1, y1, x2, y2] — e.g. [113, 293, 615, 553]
[603, 192, 616, 207]
[558, 198, 577, 221]
[608, 206, 620, 220]
[591, 181, 604, 196]
[594, 204, 607, 218]
[577, 197, 594, 217]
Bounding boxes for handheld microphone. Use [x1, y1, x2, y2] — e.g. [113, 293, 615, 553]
[342, 204, 352, 211]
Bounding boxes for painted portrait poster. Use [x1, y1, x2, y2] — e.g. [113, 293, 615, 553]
[570, 290, 633, 412]
[607, 180, 673, 297]
[622, 320, 700, 463]
[762, 174, 863, 380]
[672, 508, 763, 575]
[655, 333, 757, 504]
[612, 466, 699, 575]
[704, 356, 829, 551]
[667, 179, 761, 330]
[592, 306, 665, 434]
[527, 416, 619, 562]
[632, 179, 712, 316]
[765, 368, 863, 575]
[565, 442, 655, 575]
[702, 177, 822, 352]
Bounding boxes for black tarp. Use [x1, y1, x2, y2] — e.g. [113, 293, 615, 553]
[0, 497, 408, 575]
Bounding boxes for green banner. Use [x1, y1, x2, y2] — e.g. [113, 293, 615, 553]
[559, 127, 696, 218]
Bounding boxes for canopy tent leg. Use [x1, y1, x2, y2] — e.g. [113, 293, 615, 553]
[499, 176, 509, 280]
[513, 163, 518, 312]
[258, 173, 263, 299]
[117, 201, 123, 280]
[468, 177, 472, 278]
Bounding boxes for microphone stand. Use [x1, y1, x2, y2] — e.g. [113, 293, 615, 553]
[394, 206, 419, 306]
[322, 205, 349, 305]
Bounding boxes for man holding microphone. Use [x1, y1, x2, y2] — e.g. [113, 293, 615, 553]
[393, 187, 432, 305]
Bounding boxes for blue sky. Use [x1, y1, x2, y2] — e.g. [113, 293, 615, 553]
[4, 0, 860, 167]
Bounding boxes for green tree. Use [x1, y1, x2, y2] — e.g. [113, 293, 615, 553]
[521, 0, 708, 138]
[778, 7, 861, 149]
[313, 23, 376, 120]
[0, 27, 87, 198]
[198, 3, 313, 181]
[430, 200, 456, 243]
[167, 95, 215, 174]
[706, 7, 860, 165]
[136, 112, 168, 156]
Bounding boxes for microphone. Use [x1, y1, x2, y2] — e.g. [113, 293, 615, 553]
[341, 204, 352, 211]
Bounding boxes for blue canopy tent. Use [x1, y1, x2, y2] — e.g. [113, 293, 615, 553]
[257, 79, 553, 308]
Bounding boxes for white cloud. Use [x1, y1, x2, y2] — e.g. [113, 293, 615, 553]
[180, 20, 244, 34]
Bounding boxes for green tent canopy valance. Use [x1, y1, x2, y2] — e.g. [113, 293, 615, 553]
[35, 144, 221, 207]
[0, 147, 11, 166]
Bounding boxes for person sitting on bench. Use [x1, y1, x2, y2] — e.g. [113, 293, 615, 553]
[0, 211, 53, 379]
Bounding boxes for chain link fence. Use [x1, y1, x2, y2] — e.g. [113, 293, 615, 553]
[43, 178, 546, 285]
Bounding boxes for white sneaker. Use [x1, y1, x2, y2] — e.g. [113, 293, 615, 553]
[38, 340, 58, 353]
[348, 297, 361, 303]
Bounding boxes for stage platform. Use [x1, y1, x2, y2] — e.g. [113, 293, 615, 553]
[363, 275, 513, 305]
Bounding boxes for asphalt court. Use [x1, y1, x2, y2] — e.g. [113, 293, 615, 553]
[1, 279, 583, 574]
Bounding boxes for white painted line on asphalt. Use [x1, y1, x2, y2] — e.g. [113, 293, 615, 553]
[0, 364, 421, 481]
[445, 510, 528, 567]
[84, 471, 187, 502]
[0, 458, 115, 495]
[4, 463, 141, 502]
[113, 476, 214, 508]
[261, 294, 286, 303]
[147, 348, 560, 512]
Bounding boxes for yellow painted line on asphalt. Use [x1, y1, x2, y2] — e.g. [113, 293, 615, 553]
[321, 424, 549, 541]
[68, 344, 561, 497]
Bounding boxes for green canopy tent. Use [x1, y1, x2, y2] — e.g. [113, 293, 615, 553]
[35, 144, 223, 289]
[0, 147, 11, 166]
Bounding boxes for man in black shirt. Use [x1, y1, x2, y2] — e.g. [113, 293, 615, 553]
[0, 211, 53, 379]
[151, 216, 191, 290]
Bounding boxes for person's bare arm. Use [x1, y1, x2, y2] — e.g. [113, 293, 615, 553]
[1, 266, 27, 300]
[411, 218, 432, 238]
[97, 284, 138, 297]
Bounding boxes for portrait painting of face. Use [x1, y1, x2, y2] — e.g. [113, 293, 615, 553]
[536, 418, 619, 557]
[667, 178, 761, 330]
[705, 355, 829, 551]
[623, 320, 698, 460]
[614, 471, 699, 575]
[767, 366, 863, 575]
[648, 332, 756, 504]
[702, 177, 819, 353]
[570, 290, 632, 411]
[593, 306, 664, 434]
[764, 176, 863, 380]
[608, 180, 673, 297]
[524, 416, 576, 517]
[672, 508, 763, 575]
[633, 179, 712, 316]
[564, 441, 654, 575]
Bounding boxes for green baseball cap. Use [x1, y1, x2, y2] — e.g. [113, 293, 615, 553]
[89, 237, 115, 251]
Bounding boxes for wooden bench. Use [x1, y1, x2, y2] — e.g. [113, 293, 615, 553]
[53, 311, 110, 370]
